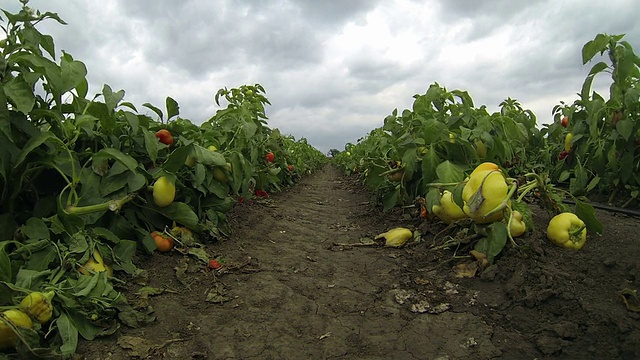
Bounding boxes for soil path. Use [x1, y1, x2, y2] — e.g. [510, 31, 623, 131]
[77, 164, 640, 360]
[77, 165, 498, 359]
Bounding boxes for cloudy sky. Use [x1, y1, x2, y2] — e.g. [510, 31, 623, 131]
[4, 0, 639, 153]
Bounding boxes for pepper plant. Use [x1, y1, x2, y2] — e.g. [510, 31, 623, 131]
[547, 33, 640, 205]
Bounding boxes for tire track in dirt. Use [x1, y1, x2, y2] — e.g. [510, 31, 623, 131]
[77, 164, 501, 360]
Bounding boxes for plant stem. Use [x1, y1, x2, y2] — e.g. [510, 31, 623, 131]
[482, 182, 518, 219]
[65, 194, 136, 216]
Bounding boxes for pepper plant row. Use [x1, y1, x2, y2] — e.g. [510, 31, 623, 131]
[331, 36, 626, 268]
[0, 4, 325, 356]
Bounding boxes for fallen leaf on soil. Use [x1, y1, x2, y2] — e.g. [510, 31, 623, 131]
[392, 289, 414, 304]
[620, 288, 640, 312]
[117, 335, 185, 358]
[453, 262, 478, 278]
[116, 302, 157, 328]
[186, 247, 212, 264]
[118, 336, 154, 357]
[206, 283, 236, 304]
[174, 258, 191, 288]
[136, 286, 177, 299]
[410, 300, 451, 314]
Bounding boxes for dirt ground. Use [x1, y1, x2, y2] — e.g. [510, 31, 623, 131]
[76, 164, 640, 360]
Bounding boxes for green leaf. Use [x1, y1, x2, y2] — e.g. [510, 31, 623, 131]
[582, 34, 610, 64]
[93, 227, 121, 244]
[586, 176, 600, 192]
[75, 77, 88, 99]
[475, 222, 507, 264]
[58, 55, 87, 94]
[73, 274, 101, 297]
[128, 172, 146, 192]
[113, 240, 137, 263]
[143, 102, 163, 120]
[0, 87, 12, 143]
[156, 202, 199, 229]
[580, 62, 609, 99]
[123, 111, 139, 134]
[4, 76, 35, 114]
[194, 144, 227, 167]
[435, 160, 465, 183]
[382, 189, 399, 211]
[421, 149, 439, 184]
[102, 84, 125, 113]
[615, 118, 634, 141]
[0, 242, 11, 283]
[24, 244, 57, 271]
[574, 199, 603, 235]
[14, 268, 52, 290]
[143, 129, 159, 163]
[41, 33, 56, 58]
[57, 312, 79, 356]
[401, 148, 417, 175]
[68, 232, 89, 254]
[243, 119, 258, 139]
[162, 145, 191, 173]
[67, 309, 103, 341]
[618, 152, 634, 183]
[166, 96, 179, 120]
[94, 148, 138, 172]
[23, 217, 50, 240]
[15, 131, 59, 168]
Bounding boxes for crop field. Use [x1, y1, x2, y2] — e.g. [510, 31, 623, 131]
[1, 3, 639, 360]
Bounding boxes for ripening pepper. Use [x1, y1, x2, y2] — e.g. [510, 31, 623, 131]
[546, 212, 587, 250]
[0, 309, 33, 350]
[432, 190, 467, 224]
[462, 168, 508, 223]
[564, 133, 574, 152]
[375, 227, 413, 247]
[20, 291, 55, 324]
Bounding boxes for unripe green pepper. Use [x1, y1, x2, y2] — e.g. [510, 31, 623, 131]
[152, 176, 175, 207]
[547, 212, 587, 250]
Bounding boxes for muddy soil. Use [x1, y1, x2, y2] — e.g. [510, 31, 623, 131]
[76, 164, 640, 360]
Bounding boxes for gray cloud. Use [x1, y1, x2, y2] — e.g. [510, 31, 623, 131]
[4, 0, 639, 153]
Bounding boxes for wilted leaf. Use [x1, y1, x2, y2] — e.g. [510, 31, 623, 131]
[620, 288, 640, 312]
[453, 262, 478, 278]
[205, 283, 235, 304]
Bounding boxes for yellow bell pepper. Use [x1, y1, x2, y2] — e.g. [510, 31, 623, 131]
[547, 212, 587, 250]
[432, 190, 467, 224]
[462, 168, 508, 223]
[375, 228, 413, 247]
[509, 210, 526, 237]
[20, 291, 55, 324]
[0, 309, 33, 350]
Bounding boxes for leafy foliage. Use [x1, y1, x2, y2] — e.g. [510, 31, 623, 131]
[0, 3, 326, 355]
